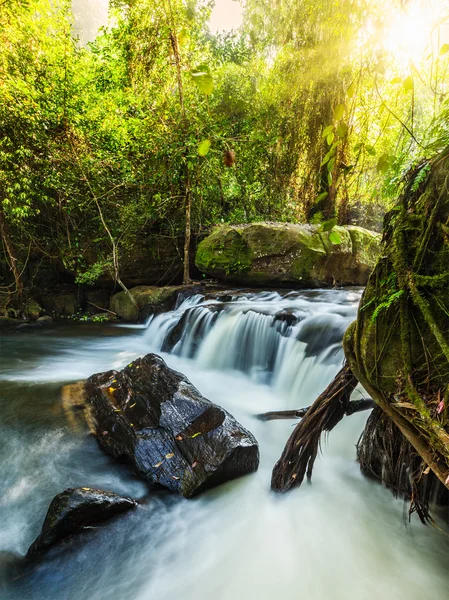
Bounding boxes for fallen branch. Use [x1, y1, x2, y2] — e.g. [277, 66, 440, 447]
[86, 301, 117, 317]
[257, 398, 373, 421]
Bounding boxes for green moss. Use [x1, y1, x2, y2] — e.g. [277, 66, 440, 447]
[347, 226, 381, 268]
[195, 226, 253, 277]
[195, 222, 380, 286]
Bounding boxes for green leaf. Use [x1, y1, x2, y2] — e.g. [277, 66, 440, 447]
[376, 153, 393, 173]
[321, 217, 337, 232]
[347, 83, 356, 98]
[321, 145, 336, 166]
[327, 132, 335, 145]
[329, 230, 341, 245]
[315, 191, 328, 203]
[197, 139, 211, 156]
[333, 104, 346, 121]
[439, 43, 449, 55]
[191, 64, 214, 95]
[365, 144, 376, 156]
[322, 125, 333, 139]
[403, 76, 414, 92]
[390, 77, 402, 84]
[337, 123, 348, 138]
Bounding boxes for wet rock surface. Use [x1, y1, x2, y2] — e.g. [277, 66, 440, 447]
[27, 488, 137, 557]
[85, 354, 260, 497]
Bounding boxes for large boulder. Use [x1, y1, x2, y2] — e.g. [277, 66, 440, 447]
[27, 488, 137, 557]
[41, 290, 79, 316]
[195, 222, 380, 287]
[109, 284, 203, 321]
[85, 354, 259, 497]
[109, 285, 184, 321]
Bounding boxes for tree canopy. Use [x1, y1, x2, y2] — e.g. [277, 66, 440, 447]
[1, 0, 448, 291]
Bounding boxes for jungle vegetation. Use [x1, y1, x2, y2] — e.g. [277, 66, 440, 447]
[1, 0, 449, 291]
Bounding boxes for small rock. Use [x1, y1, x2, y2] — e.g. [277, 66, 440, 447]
[24, 299, 43, 321]
[37, 315, 53, 324]
[27, 488, 137, 557]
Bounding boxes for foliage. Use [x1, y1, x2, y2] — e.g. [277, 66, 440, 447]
[1, 0, 448, 290]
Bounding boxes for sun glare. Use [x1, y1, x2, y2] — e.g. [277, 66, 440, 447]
[208, 0, 244, 34]
[381, 0, 449, 67]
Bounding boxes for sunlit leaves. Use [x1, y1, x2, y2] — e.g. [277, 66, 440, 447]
[321, 217, 337, 232]
[439, 43, 449, 56]
[315, 191, 328, 203]
[376, 153, 394, 173]
[337, 123, 348, 139]
[198, 139, 211, 156]
[346, 83, 355, 98]
[333, 104, 345, 121]
[328, 230, 341, 244]
[191, 64, 213, 95]
[403, 76, 414, 92]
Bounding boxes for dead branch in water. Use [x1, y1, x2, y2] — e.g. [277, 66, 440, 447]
[271, 364, 358, 492]
[258, 398, 373, 421]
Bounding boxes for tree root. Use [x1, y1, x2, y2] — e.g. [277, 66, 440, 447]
[271, 364, 358, 492]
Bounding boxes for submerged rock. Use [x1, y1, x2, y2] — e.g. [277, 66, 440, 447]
[85, 354, 259, 497]
[27, 488, 137, 557]
[195, 222, 380, 287]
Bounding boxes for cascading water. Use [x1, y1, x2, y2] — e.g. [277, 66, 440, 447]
[1, 288, 448, 600]
[144, 289, 355, 398]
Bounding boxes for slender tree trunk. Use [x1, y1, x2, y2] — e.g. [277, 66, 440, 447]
[183, 172, 192, 284]
[0, 202, 23, 297]
[167, 0, 191, 284]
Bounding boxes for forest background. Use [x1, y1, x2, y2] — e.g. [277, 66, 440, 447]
[1, 0, 449, 292]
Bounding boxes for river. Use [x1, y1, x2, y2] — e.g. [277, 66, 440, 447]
[0, 288, 448, 599]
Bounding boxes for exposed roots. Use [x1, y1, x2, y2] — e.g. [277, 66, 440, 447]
[271, 364, 357, 492]
[358, 405, 449, 523]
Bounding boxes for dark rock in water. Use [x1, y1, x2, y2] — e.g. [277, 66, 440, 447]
[27, 488, 137, 557]
[296, 313, 348, 357]
[85, 354, 259, 497]
[0, 551, 24, 589]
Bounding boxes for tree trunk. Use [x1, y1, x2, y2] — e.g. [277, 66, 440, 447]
[0, 202, 23, 296]
[183, 173, 192, 284]
[167, 1, 191, 284]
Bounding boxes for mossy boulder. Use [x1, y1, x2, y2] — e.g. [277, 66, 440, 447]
[195, 222, 380, 287]
[110, 285, 186, 321]
[41, 291, 79, 316]
[23, 299, 43, 321]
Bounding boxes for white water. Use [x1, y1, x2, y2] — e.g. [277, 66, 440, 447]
[1, 289, 448, 599]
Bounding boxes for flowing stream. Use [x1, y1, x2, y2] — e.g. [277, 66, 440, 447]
[0, 288, 448, 600]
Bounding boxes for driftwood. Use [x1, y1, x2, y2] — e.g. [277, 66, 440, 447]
[257, 398, 373, 421]
[271, 364, 358, 492]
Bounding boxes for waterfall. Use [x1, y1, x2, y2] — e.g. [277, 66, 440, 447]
[144, 289, 361, 401]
